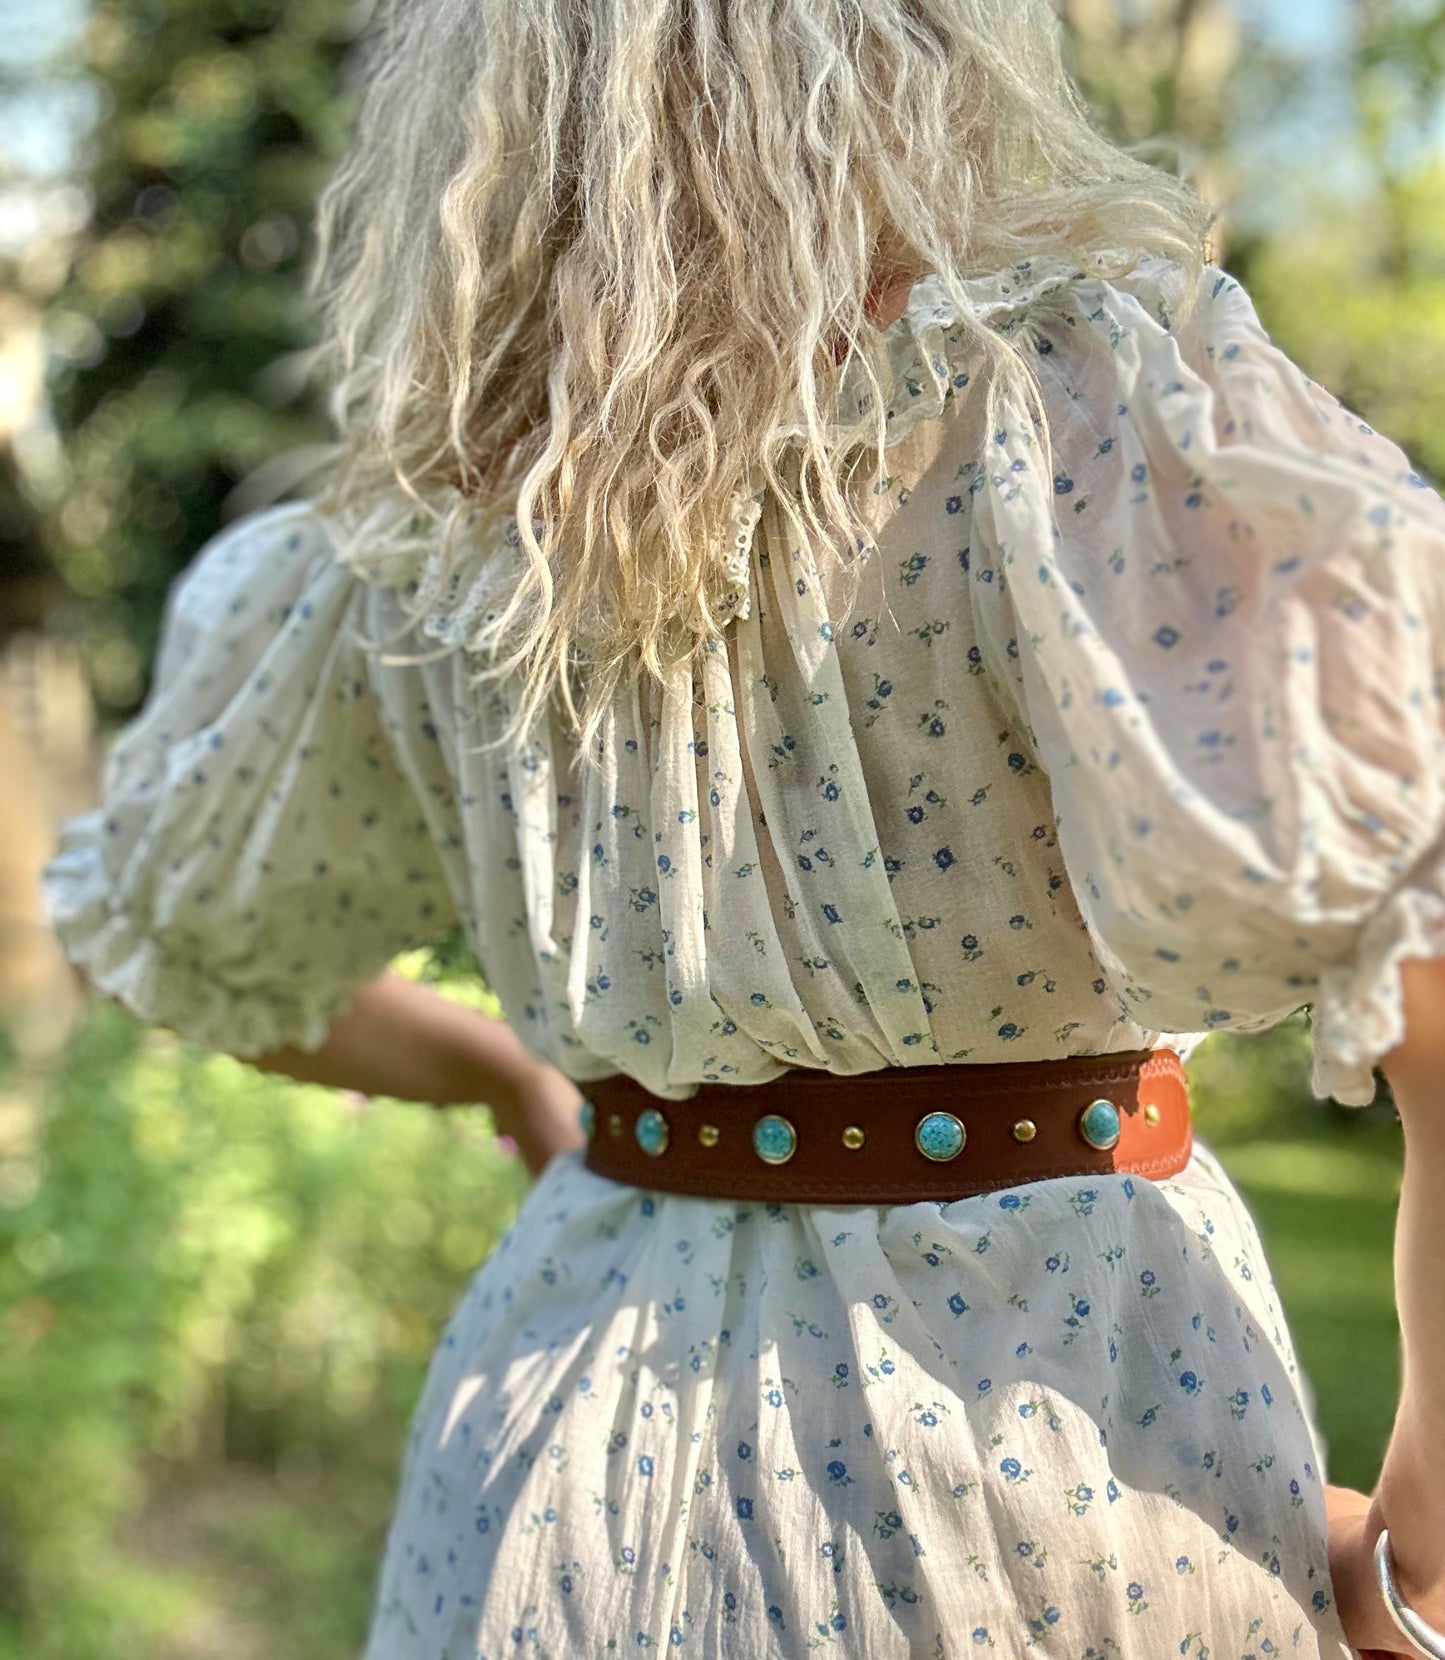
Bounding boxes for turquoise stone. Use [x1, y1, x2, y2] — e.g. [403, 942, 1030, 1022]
[1078, 1098, 1122, 1150]
[752, 1114, 797, 1165]
[579, 1099, 596, 1138]
[915, 1111, 966, 1162]
[635, 1107, 670, 1156]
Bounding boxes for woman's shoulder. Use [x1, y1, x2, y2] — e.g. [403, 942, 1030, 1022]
[160, 499, 333, 624]
[141, 501, 349, 693]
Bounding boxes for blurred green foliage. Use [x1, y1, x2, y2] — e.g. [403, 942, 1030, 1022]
[1244, 156, 1445, 490]
[0, 987, 530, 1660]
[37, 0, 358, 714]
[1235, 0, 1445, 491]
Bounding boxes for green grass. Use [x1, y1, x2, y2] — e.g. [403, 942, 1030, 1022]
[1207, 1129, 1402, 1491]
[1188, 1022, 1404, 1493]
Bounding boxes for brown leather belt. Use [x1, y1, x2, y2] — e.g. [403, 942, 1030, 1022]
[580, 1048, 1192, 1204]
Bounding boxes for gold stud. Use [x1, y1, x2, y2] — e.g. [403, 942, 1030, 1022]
[698, 1123, 720, 1148]
[1144, 1103, 1161, 1126]
[608, 1113, 624, 1138]
[842, 1125, 866, 1150]
[1012, 1118, 1038, 1143]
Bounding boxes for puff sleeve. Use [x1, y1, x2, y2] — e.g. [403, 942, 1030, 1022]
[969, 256, 1445, 1105]
[42, 502, 461, 1057]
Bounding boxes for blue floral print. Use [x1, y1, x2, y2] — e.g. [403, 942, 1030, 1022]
[41, 249, 1442, 1658]
[357, 1140, 1352, 1658]
[46, 257, 1445, 1109]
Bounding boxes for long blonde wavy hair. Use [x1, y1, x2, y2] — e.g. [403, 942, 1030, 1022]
[308, 0, 1214, 759]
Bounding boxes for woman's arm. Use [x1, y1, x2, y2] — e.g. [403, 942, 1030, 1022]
[1326, 952, 1445, 1656]
[1372, 956, 1445, 1592]
[243, 969, 587, 1177]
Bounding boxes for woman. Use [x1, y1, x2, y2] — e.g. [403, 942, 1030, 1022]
[42, 0, 1445, 1654]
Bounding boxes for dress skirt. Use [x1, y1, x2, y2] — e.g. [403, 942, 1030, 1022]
[360, 1135, 1356, 1659]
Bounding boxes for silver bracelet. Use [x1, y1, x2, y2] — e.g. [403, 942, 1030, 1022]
[1374, 1529, 1445, 1660]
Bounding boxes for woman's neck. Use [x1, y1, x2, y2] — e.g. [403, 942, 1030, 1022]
[865, 267, 920, 329]
[823, 267, 921, 368]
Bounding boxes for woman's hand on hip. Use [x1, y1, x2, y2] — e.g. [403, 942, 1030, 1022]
[496, 1058, 588, 1179]
[1325, 1481, 1443, 1659]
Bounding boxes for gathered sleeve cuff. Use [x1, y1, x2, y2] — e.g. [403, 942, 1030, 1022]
[1308, 831, 1445, 1103]
[43, 814, 369, 1056]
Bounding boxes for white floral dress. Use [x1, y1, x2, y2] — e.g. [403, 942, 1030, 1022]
[44, 252, 1445, 1658]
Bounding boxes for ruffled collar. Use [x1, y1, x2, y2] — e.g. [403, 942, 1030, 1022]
[332, 253, 1088, 650]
